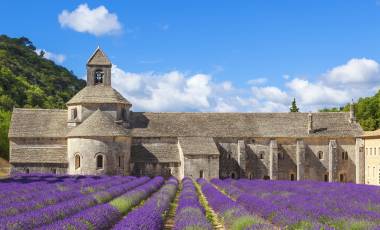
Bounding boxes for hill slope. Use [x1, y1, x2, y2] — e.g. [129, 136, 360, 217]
[0, 35, 85, 159]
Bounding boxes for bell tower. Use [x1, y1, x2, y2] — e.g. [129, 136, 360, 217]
[86, 47, 112, 86]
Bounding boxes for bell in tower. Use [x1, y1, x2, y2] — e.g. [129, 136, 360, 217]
[86, 47, 112, 86]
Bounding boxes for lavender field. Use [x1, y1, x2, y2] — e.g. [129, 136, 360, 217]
[0, 174, 379, 230]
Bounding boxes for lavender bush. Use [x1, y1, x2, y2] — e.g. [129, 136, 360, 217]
[113, 177, 178, 230]
[0, 176, 149, 229]
[42, 176, 165, 230]
[197, 178, 273, 230]
[214, 178, 380, 229]
[173, 177, 212, 230]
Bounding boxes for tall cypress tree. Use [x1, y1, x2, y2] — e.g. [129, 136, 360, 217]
[290, 98, 299, 112]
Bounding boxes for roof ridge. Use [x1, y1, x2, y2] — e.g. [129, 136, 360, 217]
[13, 108, 67, 112]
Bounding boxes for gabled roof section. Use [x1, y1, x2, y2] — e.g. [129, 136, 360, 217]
[8, 108, 68, 138]
[178, 137, 220, 156]
[67, 109, 129, 137]
[66, 85, 131, 105]
[131, 142, 180, 163]
[87, 47, 111, 66]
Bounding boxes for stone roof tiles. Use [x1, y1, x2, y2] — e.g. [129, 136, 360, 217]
[87, 47, 111, 66]
[10, 147, 67, 163]
[130, 112, 363, 138]
[8, 108, 68, 138]
[131, 142, 180, 163]
[66, 85, 131, 105]
[178, 137, 219, 155]
[67, 109, 129, 137]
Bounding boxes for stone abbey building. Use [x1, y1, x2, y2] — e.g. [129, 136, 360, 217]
[8, 48, 365, 183]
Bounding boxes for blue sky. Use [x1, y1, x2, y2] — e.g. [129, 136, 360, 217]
[1, 1, 380, 112]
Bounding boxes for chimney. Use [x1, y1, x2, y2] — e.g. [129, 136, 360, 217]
[308, 112, 313, 134]
[349, 99, 355, 123]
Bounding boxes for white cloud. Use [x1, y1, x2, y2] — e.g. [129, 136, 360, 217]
[109, 57, 380, 113]
[324, 58, 380, 85]
[112, 67, 212, 111]
[58, 4, 122, 36]
[35, 49, 66, 64]
[286, 78, 349, 107]
[252, 86, 289, 104]
[283, 74, 290, 80]
[248, 78, 267, 85]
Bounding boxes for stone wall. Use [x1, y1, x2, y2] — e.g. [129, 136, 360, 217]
[184, 155, 219, 180]
[67, 136, 131, 175]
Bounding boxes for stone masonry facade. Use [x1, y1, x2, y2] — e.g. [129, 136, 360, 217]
[8, 48, 365, 183]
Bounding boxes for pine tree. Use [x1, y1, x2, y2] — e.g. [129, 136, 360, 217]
[290, 98, 299, 112]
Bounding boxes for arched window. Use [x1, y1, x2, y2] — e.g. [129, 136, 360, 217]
[227, 153, 231, 159]
[96, 155, 104, 169]
[94, 69, 104, 85]
[324, 173, 329, 182]
[290, 173, 295, 181]
[199, 170, 204, 178]
[231, 172, 236, 179]
[318, 151, 324, 160]
[75, 154, 81, 169]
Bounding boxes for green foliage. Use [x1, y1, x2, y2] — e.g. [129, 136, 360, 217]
[320, 90, 380, 131]
[290, 98, 299, 112]
[0, 35, 86, 159]
[0, 110, 10, 160]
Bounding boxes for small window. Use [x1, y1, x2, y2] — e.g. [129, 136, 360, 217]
[263, 175, 270, 180]
[94, 69, 104, 84]
[375, 148, 377, 156]
[75, 154, 81, 169]
[259, 151, 264, 159]
[366, 148, 368, 155]
[290, 173, 295, 181]
[199, 170, 204, 178]
[118, 156, 123, 168]
[339, 173, 345, 182]
[25, 168, 29, 174]
[248, 172, 254, 180]
[71, 108, 77, 120]
[370, 148, 372, 156]
[51, 168, 57, 174]
[227, 153, 231, 159]
[324, 173, 329, 182]
[341, 151, 348, 160]
[318, 151, 324, 160]
[96, 155, 104, 169]
[231, 172, 236, 179]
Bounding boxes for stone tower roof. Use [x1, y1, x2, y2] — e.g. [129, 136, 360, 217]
[87, 47, 111, 66]
[66, 85, 131, 105]
[67, 109, 129, 137]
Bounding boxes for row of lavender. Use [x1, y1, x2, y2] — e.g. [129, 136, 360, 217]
[0, 175, 213, 230]
[0, 175, 225, 230]
[197, 178, 274, 230]
[212, 178, 380, 229]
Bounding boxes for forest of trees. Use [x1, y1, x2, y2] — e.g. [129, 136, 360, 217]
[0, 35, 85, 160]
